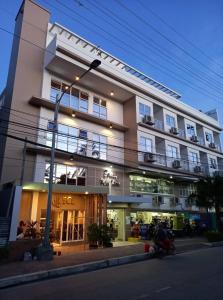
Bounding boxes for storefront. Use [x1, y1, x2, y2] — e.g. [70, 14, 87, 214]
[107, 209, 125, 241]
[16, 183, 108, 245]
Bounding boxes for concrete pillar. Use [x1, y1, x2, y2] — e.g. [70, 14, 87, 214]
[31, 191, 39, 221]
[9, 186, 22, 241]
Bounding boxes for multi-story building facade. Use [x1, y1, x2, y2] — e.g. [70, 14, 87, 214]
[0, 0, 222, 244]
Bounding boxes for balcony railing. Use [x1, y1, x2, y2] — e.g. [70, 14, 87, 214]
[154, 119, 164, 131]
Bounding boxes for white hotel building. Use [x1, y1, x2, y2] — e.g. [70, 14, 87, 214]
[0, 0, 222, 244]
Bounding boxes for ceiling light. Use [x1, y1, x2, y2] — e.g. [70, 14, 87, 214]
[65, 86, 69, 90]
[109, 123, 113, 129]
[72, 112, 76, 118]
[110, 165, 113, 168]
[75, 76, 80, 81]
[142, 171, 146, 175]
[85, 191, 89, 195]
[170, 176, 173, 179]
[108, 200, 112, 204]
[110, 91, 114, 96]
[70, 155, 74, 161]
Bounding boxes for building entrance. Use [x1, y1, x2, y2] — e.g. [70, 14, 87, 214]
[60, 210, 85, 243]
[107, 209, 125, 241]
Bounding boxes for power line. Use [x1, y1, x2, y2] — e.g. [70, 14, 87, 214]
[114, 0, 223, 81]
[0, 117, 222, 168]
[0, 10, 223, 108]
[79, 0, 223, 95]
[137, 0, 223, 71]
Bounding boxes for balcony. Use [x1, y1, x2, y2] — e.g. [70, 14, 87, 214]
[29, 96, 128, 132]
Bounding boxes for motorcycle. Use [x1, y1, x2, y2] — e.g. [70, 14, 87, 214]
[153, 238, 176, 258]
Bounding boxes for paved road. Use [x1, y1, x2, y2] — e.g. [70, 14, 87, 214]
[1, 247, 222, 300]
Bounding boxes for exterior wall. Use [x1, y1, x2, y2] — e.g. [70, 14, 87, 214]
[0, 0, 50, 183]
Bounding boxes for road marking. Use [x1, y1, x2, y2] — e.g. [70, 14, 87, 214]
[155, 286, 171, 293]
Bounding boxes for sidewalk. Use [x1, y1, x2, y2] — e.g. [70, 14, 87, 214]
[0, 237, 207, 281]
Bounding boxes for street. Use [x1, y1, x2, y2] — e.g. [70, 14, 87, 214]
[0, 247, 222, 300]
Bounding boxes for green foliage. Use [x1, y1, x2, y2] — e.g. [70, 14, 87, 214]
[205, 231, 223, 242]
[87, 224, 113, 247]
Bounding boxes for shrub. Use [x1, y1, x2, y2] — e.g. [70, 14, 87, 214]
[205, 231, 223, 242]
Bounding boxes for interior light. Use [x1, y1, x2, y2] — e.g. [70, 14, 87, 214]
[170, 176, 173, 179]
[70, 155, 74, 161]
[110, 165, 113, 168]
[85, 191, 89, 195]
[142, 171, 146, 175]
[108, 200, 112, 203]
[109, 123, 113, 129]
[65, 86, 69, 90]
[72, 113, 76, 118]
[75, 76, 80, 81]
[110, 91, 114, 96]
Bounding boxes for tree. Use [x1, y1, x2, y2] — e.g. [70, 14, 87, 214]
[188, 175, 223, 231]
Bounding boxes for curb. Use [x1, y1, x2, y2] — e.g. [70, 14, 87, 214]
[202, 241, 223, 247]
[0, 253, 151, 289]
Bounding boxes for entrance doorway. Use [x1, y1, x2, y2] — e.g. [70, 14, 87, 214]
[60, 210, 85, 243]
[107, 209, 125, 241]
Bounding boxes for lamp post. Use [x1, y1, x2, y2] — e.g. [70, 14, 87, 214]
[41, 59, 101, 259]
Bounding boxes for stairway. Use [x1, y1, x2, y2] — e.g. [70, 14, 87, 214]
[0, 218, 10, 247]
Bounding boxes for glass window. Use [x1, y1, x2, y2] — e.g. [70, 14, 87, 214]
[166, 114, 175, 127]
[139, 103, 150, 120]
[50, 81, 61, 102]
[210, 158, 217, 169]
[70, 87, 79, 110]
[186, 124, 195, 136]
[78, 130, 87, 156]
[55, 164, 67, 184]
[140, 137, 152, 153]
[205, 132, 213, 143]
[68, 127, 78, 153]
[93, 97, 107, 119]
[190, 152, 198, 164]
[44, 163, 86, 186]
[61, 83, 70, 107]
[56, 124, 68, 151]
[167, 145, 178, 158]
[92, 134, 107, 160]
[79, 92, 88, 113]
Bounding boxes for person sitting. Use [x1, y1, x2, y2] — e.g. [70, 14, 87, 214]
[17, 220, 26, 239]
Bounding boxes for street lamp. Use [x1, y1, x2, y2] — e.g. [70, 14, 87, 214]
[40, 59, 101, 260]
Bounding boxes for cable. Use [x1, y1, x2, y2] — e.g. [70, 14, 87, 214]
[137, 0, 223, 71]
[78, 0, 223, 95]
[114, 0, 223, 81]
[48, 0, 223, 101]
[1, 12, 223, 108]
[0, 118, 221, 168]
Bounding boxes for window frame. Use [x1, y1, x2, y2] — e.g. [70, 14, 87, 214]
[166, 114, 176, 128]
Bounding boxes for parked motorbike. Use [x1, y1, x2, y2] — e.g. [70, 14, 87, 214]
[153, 239, 176, 258]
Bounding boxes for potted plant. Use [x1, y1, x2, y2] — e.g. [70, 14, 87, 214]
[87, 223, 100, 249]
[99, 225, 113, 248]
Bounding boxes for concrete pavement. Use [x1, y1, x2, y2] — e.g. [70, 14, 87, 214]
[0, 246, 222, 300]
[0, 237, 211, 289]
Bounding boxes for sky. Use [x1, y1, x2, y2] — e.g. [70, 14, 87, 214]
[1, 0, 223, 125]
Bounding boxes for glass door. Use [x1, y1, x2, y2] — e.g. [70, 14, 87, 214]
[61, 210, 85, 242]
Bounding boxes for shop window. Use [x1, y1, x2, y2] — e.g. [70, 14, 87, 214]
[93, 97, 107, 119]
[129, 175, 173, 195]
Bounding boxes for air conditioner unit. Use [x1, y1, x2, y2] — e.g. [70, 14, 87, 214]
[191, 135, 198, 143]
[142, 115, 154, 125]
[172, 160, 181, 168]
[144, 152, 156, 163]
[209, 142, 216, 149]
[194, 165, 202, 173]
[170, 127, 178, 135]
[213, 171, 223, 176]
